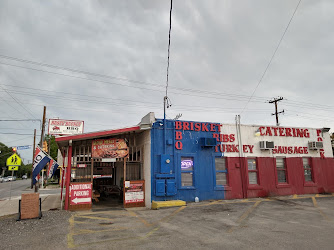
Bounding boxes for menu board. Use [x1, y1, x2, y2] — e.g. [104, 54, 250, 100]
[124, 180, 145, 207]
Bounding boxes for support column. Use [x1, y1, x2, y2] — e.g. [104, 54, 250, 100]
[64, 145, 73, 210]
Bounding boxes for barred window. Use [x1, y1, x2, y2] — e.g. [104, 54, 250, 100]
[276, 158, 287, 183]
[247, 158, 258, 184]
[181, 157, 194, 187]
[215, 157, 227, 186]
[303, 158, 313, 182]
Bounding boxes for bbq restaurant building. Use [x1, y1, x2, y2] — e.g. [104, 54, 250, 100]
[56, 113, 334, 210]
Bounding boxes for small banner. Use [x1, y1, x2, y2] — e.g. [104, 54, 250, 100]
[47, 158, 60, 179]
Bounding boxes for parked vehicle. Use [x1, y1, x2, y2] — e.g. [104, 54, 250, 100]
[13, 176, 16, 181]
[22, 175, 27, 180]
[7, 176, 13, 181]
[3, 177, 9, 182]
[0, 176, 3, 183]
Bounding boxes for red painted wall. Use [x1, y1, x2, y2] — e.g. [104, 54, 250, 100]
[225, 157, 334, 199]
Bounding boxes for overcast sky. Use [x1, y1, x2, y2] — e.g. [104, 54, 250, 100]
[0, 0, 333, 163]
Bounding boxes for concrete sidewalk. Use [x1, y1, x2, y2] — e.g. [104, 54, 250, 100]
[0, 194, 62, 217]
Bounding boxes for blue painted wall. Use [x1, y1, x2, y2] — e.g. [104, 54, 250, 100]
[151, 119, 226, 202]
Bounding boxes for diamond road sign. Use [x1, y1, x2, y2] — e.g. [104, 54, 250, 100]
[6, 153, 22, 171]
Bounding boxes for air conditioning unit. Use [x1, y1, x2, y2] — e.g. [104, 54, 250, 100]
[259, 141, 275, 150]
[308, 141, 323, 150]
[200, 138, 217, 147]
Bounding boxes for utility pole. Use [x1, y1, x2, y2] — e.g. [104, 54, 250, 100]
[35, 106, 46, 192]
[269, 97, 284, 126]
[31, 129, 36, 189]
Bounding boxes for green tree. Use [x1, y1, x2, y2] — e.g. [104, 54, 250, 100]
[44, 135, 59, 160]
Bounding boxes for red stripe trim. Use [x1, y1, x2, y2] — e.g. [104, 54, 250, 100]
[55, 126, 141, 142]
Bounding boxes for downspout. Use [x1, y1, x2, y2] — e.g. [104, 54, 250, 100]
[236, 115, 246, 198]
[164, 96, 167, 154]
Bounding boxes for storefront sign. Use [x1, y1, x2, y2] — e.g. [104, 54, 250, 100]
[70, 183, 92, 205]
[92, 138, 128, 158]
[124, 181, 144, 205]
[258, 126, 310, 138]
[48, 119, 84, 135]
[181, 159, 193, 169]
[77, 164, 87, 168]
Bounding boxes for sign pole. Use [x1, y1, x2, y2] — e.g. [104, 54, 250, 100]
[9, 170, 14, 200]
[36, 106, 46, 193]
[31, 129, 36, 189]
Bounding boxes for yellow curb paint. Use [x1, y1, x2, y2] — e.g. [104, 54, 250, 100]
[151, 200, 186, 209]
[312, 197, 331, 221]
[292, 194, 298, 199]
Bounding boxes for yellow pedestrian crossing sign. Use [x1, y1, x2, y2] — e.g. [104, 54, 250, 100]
[6, 153, 21, 171]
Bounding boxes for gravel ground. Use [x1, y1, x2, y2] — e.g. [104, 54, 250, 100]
[0, 210, 71, 250]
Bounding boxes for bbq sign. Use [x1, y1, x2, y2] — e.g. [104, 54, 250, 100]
[48, 119, 84, 135]
[70, 183, 92, 205]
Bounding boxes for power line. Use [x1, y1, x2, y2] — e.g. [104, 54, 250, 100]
[240, 0, 302, 114]
[165, 0, 173, 98]
[0, 132, 34, 135]
[0, 62, 165, 92]
[0, 62, 270, 102]
[0, 54, 164, 88]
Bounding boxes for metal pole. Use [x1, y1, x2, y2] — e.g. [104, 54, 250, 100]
[64, 145, 72, 210]
[9, 170, 14, 200]
[275, 102, 279, 126]
[163, 96, 167, 154]
[35, 106, 46, 193]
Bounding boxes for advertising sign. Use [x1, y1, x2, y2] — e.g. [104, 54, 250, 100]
[70, 183, 92, 205]
[124, 180, 145, 205]
[48, 119, 84, 135]
[92, 138, 128, 158]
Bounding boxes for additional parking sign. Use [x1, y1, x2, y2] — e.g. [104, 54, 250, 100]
[70, 183, 92, 205]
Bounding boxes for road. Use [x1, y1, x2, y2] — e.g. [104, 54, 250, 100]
[0, 179, 61, 200]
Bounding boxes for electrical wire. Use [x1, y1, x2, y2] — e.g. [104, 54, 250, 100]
[165, 0, 173, 98]
[240, 0, 302, 114]
[0, 54, 164, 88]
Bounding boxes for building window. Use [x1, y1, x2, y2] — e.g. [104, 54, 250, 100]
[215, 157, 227, 186]
[247, 158, 258, 184]
[181, 157, 194, 187]
[276, 158, 287, 183]
[303, 158, 313, 182]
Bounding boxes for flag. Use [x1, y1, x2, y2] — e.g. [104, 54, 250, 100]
[32, 146, 51, 185]
[47, 158, 59, 179]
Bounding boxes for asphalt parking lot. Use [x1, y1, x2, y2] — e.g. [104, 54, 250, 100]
[66, 194, 334, 250]
[1, 194, 334, 250]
